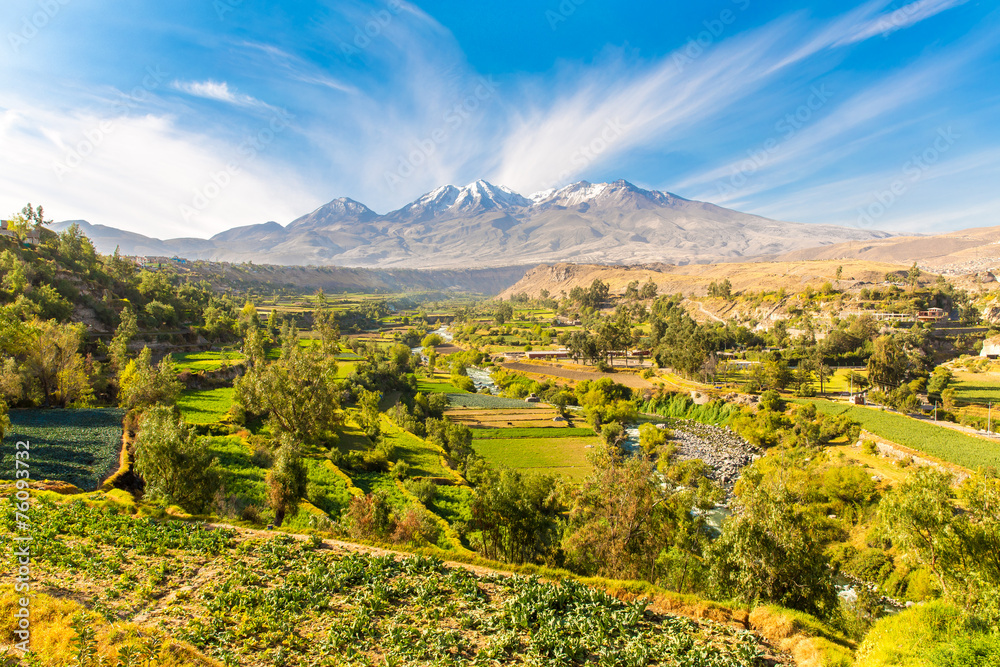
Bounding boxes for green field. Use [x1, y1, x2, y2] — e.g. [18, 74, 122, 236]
[177, 387, 234, 424]
[171, 350, 244, 372]
[417, 379, 463, 394]
[951, 371, 1000, 406]
[796, 399, 1000, 470]
[1, 408, 125, 491]
[472, 435, 598, 479]
[206, 435, 353, 524]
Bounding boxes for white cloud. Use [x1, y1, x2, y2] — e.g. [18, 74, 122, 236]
[0, 97, 319, 238]
[835, 0, 971, 45]
[172, 80, 278, 112]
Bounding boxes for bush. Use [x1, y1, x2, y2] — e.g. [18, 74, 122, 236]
[405, 478, 438, 505]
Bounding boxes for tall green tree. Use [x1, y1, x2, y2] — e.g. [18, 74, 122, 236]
[470, 468, 562, 564]
[709, 460, 838, 618]
[235, 327, 341, 444]
[134, 406, 219, 512]
[267, 436, 308, 526]
[118, 347, 181, 410]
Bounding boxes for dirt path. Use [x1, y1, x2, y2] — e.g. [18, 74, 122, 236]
[685, 299, 725, 323]
[501, 362, 654, 389]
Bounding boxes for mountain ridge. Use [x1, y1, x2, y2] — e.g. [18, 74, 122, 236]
[52, 179, 892, 268]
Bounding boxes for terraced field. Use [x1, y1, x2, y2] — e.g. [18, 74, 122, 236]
[178, 387, 234, 424]
[447, 407, 565, 429]
[171, 350, 244, 372]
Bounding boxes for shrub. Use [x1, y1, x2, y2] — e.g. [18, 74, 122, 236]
[405, 478, 438, 505]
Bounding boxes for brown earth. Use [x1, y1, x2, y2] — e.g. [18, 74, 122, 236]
[501, 361, 655, 388]
[499, 259, 941, 300]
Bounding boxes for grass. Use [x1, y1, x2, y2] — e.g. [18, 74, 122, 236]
[472, 435, 599, 479]
[381, 416, 448, 477]
[950, 371, 1000, 406]
[171, 350, 244, 372]
[178, 387, 234, 424]
[417, 379, 464, 394]
[206, 435, 267, 506]
[796, 399, 1000, 471]
[1, 408, 124, 491]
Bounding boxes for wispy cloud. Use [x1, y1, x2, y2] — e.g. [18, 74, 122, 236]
[172, 80, 277, 112]
[835, 0, 971, 45]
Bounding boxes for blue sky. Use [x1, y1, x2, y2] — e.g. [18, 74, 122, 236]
[1, 0, 998, 239]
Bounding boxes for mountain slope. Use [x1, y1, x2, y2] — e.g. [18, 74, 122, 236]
[52, 179, 891, 268]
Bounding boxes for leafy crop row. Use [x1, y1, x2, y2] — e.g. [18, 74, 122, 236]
[0, 409, 124, 491]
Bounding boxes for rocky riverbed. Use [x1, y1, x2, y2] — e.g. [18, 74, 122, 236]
[669, 421, 761, 493]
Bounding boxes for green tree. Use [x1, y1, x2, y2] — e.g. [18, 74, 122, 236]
[867, 335, 908, 391]
[235, 327, 341, 444]
[639, 279, 658, 300]
[266, 436, 308, 526]
[494, 302, 514, 325]
[470, 468, 562, 564]
[118, 347, 181, 410]
[709, 462, 838, 618]
[564, 446, 712, 587]
[21, 319, 93, 407]
[134, 406, 219, 512]
[356, 388, 382, 440]
[109, 306, 138, 374]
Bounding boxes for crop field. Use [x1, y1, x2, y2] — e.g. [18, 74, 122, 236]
[446, 407, 563, 429]
[2, 500, 765, 666]
[797, 399, 1000, 470]
[171, 350, 244, 372]
[950, 371, 1000, 406]
[471, 427, 594, 439]
[178, 387, 234, 424]
[0, 409, 124, 491]
[472, 435, 599, 479]
[446, 394, 544, 409]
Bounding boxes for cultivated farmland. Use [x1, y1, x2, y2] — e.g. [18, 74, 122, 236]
[799, 399, 1000, 470]
[178, 387, 234, 424]
[0, 409, 124, 491]
[2, 500, 766, 667]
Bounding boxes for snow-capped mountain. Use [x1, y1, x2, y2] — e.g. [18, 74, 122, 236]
[52, 179, 892, 268]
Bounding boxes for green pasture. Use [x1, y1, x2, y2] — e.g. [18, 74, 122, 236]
[951, 371, 1000, 406]
[472, 435, 598, 479]
[171, 350, 244, 373]
[178, 387, 234, 424]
